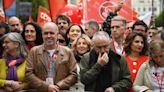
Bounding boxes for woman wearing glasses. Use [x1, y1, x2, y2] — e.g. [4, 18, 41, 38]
[21, 22, 43, 50]
[0, 33, 28, 92]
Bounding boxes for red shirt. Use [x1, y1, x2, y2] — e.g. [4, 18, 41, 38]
[125, 55, 149, 82]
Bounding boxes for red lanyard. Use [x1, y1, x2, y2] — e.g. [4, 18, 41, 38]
[153, 66, 164, 92]
[112, 40, 124, 55]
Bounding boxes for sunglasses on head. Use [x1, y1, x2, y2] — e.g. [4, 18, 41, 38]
[58, 39, 65, 43]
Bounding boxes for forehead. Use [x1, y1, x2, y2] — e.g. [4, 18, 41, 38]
[111, 20, 123, 26]
[57, 19, 68, 23]
[134, 25, 145, 30]
[25, 25, 35, 29]
[133, 35, 143, 41]
[70, 25, 80, 30]
[94, 37, 110, 45]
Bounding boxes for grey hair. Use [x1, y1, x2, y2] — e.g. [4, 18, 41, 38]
[85, 20, 100, 31]
[92, 31, 110, 42]
[112, 16, 126, 28]
[2, 32, 28, 58]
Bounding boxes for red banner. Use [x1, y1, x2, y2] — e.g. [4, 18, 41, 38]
[37, 6, 51, 26]
[48, 0, 67, 20]
[59, 4, 83, 24]
[84, 0, 136, 23]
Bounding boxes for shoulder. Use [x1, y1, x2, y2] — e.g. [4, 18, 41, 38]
[0, 59, 6, 65]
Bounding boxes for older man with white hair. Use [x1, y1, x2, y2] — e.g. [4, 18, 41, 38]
[80, 31, 132, 92]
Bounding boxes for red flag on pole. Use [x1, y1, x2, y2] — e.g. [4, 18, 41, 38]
[37, 6, 51, 26]
[3, 0, 15, 10]
[48, 0, 67, 21]
[0, 0, 5, 22]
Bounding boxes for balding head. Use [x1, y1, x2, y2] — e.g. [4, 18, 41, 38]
[42, 22, 59, 34]
[8, 16, 22, 33]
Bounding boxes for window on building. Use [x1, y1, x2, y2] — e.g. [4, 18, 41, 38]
[143, 8, 146, 12]
[149, 8, 151, 11]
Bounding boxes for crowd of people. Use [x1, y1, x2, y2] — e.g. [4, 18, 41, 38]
[0, 8, 164, 92]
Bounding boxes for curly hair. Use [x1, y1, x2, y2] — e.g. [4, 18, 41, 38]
[21, 22, 43, 45]
[124, 31, 148, 55]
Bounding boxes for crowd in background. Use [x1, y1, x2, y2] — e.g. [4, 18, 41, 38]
[0, 4, 164, 92]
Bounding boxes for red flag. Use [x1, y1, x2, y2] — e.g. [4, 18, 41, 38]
[28, 16, 34, 22]
[59, 4, 83, 24]
[84, 0, 135, 23]
[37, 6, 51, 26]
[0, 0, 5, 22]
[48, 0, 67, 20]
[3, 0, 15, 10]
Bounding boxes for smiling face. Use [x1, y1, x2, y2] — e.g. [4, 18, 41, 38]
[131, 35, 144, 53]
[3, 37, 18, 55]
[24, 25, 36, 43]
[68, 25, 82, 42]
[76, 38, 89, 55]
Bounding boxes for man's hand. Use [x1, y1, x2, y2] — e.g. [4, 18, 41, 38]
[97, 53, 109, 66]
[11, 81, 23, 91]
[48, 84, 60, 92]
[114, 1, 124, 13]
[104, 87, 115, 92]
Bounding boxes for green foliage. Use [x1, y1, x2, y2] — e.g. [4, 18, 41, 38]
[155, 10, 164, 27]
[16, 0, 49, 22]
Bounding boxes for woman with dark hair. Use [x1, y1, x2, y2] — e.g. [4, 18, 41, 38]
[124, 31, 149, 82]
[133, 40, 164, 92]
[0, 33, 28, 92]
[65, 24, 85, 48]
[21, 22, 43, 50]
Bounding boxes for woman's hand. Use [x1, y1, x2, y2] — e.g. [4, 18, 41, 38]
[4, 86, 13, 92]
[11, 81, 23, 91]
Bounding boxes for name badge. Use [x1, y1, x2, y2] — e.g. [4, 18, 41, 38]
[46, 77, 54, 85]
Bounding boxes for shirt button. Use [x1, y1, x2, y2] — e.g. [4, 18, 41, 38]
[133, 62, 137, 66]
[132, 69, 137, 74]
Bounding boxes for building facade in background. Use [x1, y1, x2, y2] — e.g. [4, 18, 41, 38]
[132, 0, 163, 17]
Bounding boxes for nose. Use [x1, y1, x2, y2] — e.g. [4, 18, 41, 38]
[100, 47, 105, 53]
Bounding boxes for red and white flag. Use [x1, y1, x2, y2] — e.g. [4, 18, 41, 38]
[0, 0, 5, 22]
[37, 6, 51, 26]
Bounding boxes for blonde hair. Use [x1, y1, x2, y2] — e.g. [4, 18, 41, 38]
[72, 34, 93, 54]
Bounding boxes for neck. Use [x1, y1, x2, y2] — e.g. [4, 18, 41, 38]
[27, 41, 35, 45]
[128, 51, 140, 60]
[8, 50, 17, 57]
[114, 37, 123, 45]
[45, 44, 58, 50]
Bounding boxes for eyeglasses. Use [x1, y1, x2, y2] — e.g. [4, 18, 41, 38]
[43, 32, 55, 35]
[10, 24, 19, 27]
[58, 39, 65, 43]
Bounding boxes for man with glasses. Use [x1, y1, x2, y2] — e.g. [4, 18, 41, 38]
[25, 22, 77, 92]
[8, 16, 22, 33]
[80, 31, 132, 92]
